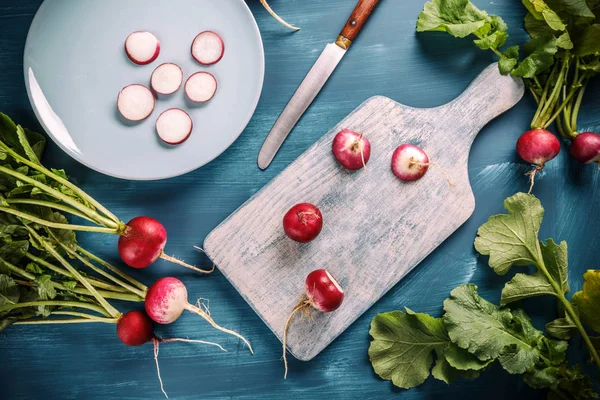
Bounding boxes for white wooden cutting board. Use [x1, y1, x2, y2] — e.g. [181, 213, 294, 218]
[204, 64, 524, 361]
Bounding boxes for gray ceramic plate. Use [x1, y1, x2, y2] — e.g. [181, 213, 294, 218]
[24, 0, 264, 180]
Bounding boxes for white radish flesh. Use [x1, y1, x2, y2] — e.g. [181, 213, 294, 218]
[191, 31, 225, 65]
[185, 72, 218, 103]
[125, 31, 160, 65]
[117, 84, 155, 122]
[151, 63, 183, 95]
[156, 109, 193, 145]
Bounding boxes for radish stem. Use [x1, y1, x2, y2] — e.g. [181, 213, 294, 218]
[50, 311, 120, 323]
[0, 206, 118, 234]
[5, 198, 97, 224]
[26, 226, 120, 318]
[76, 246, 148, 291]
[0, 300, 111, 317]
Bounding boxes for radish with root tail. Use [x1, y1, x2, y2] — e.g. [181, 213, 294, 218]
[282, 269, 344, 378]
[155, 108, 193, 145]
[151, 63, 183, 95]
[391, 144, 453, 186]
[332, 129, 371, 170]
[283, 203, 323, 243]
[191, 31, 225, 65]
[260, 0, 300, 31]
[144, 277, 253, 354]
[117, 84, 155, 122]
[0, 130, 214, 274]
[125, 31, 160, 65]
[516, 129, 560, 193]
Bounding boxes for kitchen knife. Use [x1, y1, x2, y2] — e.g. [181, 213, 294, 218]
[257, 0, 381, 170]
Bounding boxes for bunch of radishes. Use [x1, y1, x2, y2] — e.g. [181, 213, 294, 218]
[118, 30, 223, 145]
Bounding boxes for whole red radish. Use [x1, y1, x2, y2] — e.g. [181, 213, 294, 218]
[332, 129, 371, 170]
[516, 129, 560, 193]
[283, 203, 323, 243]
[125, 31, 160, 65]
[144, 277, 253, 353]
[391, 144, 453, 185]
[282, 269, 344, 378]
[570, 132, 600, 164]
[118, 217, 213, 274]
[116, 310, 227, 398]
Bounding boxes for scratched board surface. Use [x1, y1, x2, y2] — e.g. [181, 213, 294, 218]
[204, 65, 524, 361]
[0, 1, 599, 399]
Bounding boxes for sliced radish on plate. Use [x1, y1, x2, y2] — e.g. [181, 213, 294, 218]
[117, 84, 155, 122]
[151, 63, 183, 95]
[185, 72, 218, 103]
[191, 31, 224, 65]
[156, 108, 193, 145]
[125, 31, 160, 65]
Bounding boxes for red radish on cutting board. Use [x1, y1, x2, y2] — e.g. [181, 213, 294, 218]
[191, 31, 225, 65]
[155, 108, 193, 145]
[117, 84, 155, 121]
[332, 129, 371, 170]
[151, 63, 183, 95]
[282, 269, 344, 378]
[203, 64, 525, 362]
[283, 203, 323, 243]
[391, 144, 453, 185]
[125, 31, 160, 65]
[185, 72, 218, 103]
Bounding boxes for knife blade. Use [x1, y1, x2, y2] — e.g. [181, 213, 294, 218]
[258, 0, 381, 170]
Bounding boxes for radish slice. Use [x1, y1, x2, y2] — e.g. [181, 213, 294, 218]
[191, 31, 224, 65]
[185, 72, 218, 103]
[151, 63, 183, 95]
[156, 108, 193, 145]
[117, 84, 155, 122]
[125, 31, 160, 65]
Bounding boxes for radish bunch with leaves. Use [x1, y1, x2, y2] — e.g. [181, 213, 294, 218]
[369, 193, 600, 399]
[417, 0, 600, 190]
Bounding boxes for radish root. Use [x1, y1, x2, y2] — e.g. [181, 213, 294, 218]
[412, 161, 454, 187]
[526, 165, 543, 194]
[260, 0, 300, 31]
[184, 302, 254, 354]
[282, 299, 311, 379]
[153, 339, 169, 399]
[159, 252, 215, 274]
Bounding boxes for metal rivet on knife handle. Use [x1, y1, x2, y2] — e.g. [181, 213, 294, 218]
[335, 0, 381, 50]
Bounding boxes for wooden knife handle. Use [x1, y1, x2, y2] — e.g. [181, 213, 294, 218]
[336, 0, 380, 50]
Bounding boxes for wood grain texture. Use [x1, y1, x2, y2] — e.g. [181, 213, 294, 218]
[204, 64, 524, 361]
[339, 0, 381, 44]
[0, 0, 598, 399]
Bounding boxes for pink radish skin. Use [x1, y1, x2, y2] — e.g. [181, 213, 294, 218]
[283, 203, 323, 243]
[185, 72, 218, 103]
[156, 108, 193, 145]
[332, 129, 371, 170]
[125, 31, 160, 65]
[117, 310, 155, 346]
[118, 217, 214, 274]
[151, 63, 183, 95]
[391, 144, 430, 182]
[117, 84, 155, 122]
[570, 132, 600, 164]
[191, 31, 225, 65]
[144, 277, 253, 353]
[516, 129, 561, 192]
[282, 269, 344, 378]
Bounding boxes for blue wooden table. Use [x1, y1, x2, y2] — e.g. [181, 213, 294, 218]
[1, 1, 598, 399]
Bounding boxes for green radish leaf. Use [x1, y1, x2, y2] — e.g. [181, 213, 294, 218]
[553, 365, 598, 399]
[0, 240, 29, 266]
[546, 317, 576, 340]
[0, 316, 17, 331]
[522, 0, 567, 31]
[547, 0, 595, 18]
[16, 126, 41, 165]
[474, 30, 508, 50]
[0, 275, 20, 315]
[431, 354, 481, 384]
[23, 128, 45, 163]
[541, 239, 569, 294]
[416, 0, 492, 38]
[61, 280, 77, 291]
[369, 309, 450, 389]
[574, 24, 600, 56]
[556, 32, 574, 49]
[572, 270, 600, 333]
[474, 193, 544, 275]
[444, 343, 493, 371]
[443, 284, 544, 374]
[25, 262, 44, 275]
[501, 272, 556, 304]
[499, 46, 519, 74]
[512, 35, 558, 77]
[47, 212, 77, 251]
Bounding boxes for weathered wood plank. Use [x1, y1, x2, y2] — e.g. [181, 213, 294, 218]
[204, 64, 524, 361]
